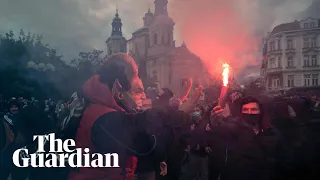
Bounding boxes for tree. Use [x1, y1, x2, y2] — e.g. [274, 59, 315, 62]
[0, 30, 72, 99]
[71, 50, 105, 72]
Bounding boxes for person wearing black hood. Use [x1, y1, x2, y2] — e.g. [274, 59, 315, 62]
[208, 96, 281, 180]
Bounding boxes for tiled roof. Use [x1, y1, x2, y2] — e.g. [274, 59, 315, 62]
[271, 21, 301, 34]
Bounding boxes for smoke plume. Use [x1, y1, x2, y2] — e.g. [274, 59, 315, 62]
[169, 0, 315, 82]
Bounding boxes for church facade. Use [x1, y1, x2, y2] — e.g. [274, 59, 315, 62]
[107, 0, 211, 93]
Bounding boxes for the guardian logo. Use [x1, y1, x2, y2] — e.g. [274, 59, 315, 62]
[12, 133, 119, 168]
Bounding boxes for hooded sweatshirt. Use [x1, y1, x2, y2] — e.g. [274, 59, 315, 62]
[68, 75, 176, 180]
[68, 75, 139, 180]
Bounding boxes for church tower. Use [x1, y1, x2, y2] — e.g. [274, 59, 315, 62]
[143, 8, 154, 27]
[154, 0, 168, 16]
[148, 0, 175, 57]
[106, 9, 127, 56]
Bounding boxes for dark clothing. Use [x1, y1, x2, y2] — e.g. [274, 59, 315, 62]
[69, 75, 190, 180]
[208, 119, 281, 180]
[68, 75, 138, 180]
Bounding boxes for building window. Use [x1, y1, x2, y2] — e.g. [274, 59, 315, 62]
[311, 37, 317, 47]
[304, 55, 310, 67]
[287, 39, 293, 49]
[304, 74, 311, 86]
[287, 57, 294, 67]
[272, 78, 280, 88]
[288, 75, 294, 87]
[269, 41, 275, 51]
[312, 74, 319, 86]
[304, 23, 309, 28]
[153, 33, 158, 45]
[312, 55, 318, 66]
[270, 58, 276, 68]
[304, 38, 309, 48]
[277, 40, 281, 50]
[161, 36, 165, 44]
[277, 57, 281, 67]
[311, 22, 315, 28]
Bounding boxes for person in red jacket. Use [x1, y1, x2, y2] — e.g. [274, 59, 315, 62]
[68, 53, 201, 180]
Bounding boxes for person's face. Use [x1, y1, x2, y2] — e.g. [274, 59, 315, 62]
[193, 107, 202, 116]
[141, 99, 152, 110]
[127, 78, 146, 108]
[10, 105, 19, 114]
[241, 102, 260, 115]
[192, 107, 202, 121]
[114, 77, 146, 111]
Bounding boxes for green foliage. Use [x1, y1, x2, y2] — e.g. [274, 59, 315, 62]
[0, 29, 105, 100]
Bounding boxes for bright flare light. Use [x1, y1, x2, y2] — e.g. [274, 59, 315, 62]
[222, 63, 230, 87]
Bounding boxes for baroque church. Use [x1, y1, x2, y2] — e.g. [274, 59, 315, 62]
[106, 0, 211, 94]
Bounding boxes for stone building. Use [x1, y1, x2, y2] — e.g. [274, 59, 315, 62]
[261, 17, 320, 94]
[127, 0, 210, 93]
[106, 9, 127, 56]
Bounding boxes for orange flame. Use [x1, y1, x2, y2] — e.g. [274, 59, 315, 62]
[222, 63, 230, 87]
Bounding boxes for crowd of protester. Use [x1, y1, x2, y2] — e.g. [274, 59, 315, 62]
[1, 53, 320, 180]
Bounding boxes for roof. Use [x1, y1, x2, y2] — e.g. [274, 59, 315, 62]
[271, 21, 301, 34]
[132, 27, 148, 36]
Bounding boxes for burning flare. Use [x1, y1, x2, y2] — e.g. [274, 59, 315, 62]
[222, 63, 230, 87]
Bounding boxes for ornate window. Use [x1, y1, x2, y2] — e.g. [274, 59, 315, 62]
[304, 74, 311, 86]
[312, 55, 318, 66]
[304, 55, 310, 67]
[288, 75, 294, 87]
[269, 58, 276, 68]
[287, 56, 294, 67]
[286, 39, 293, 49]
[304, 38, 309, 48]
[312, 74, 318, 86]
[272, 77, 280, 89]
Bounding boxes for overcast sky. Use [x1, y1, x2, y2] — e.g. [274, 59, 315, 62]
[0, 0, 320, 81]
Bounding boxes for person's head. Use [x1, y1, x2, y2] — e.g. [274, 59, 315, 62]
[193, 105, 203, 116]
[240, 96, 262, 126]
[99, 53, 146, 111]
[191, 105, 203, 122]
[8, 98, 20, 115]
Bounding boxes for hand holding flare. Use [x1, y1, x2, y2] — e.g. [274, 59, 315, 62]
[218, 63, 230, 107]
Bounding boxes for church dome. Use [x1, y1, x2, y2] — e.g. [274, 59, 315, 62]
[112, 9, 121, 22]
[145, 8, 154, 17]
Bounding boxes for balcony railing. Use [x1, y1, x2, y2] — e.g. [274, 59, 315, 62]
[285, 66, 296, 69]
[302, 47, 320, 52]
[267, 49, 282, 55]
[285, 49, 296, 54]
[266, 67, 282, 73]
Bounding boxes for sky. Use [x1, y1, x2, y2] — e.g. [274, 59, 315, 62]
[0, 0, 319, 82]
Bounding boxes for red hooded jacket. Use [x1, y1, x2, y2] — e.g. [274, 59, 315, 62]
[68, 75, 137, 180]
